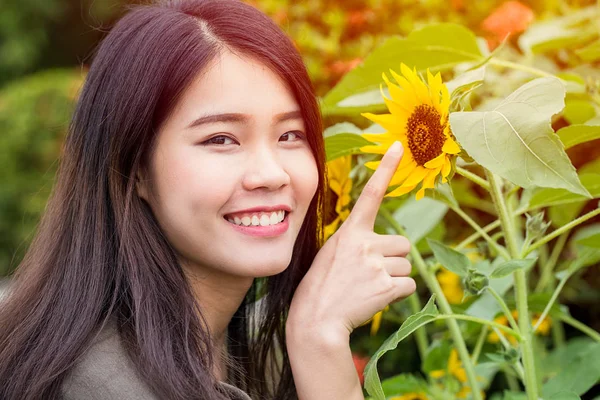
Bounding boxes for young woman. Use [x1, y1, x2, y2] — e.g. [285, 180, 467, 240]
[0, 0, 416, 399]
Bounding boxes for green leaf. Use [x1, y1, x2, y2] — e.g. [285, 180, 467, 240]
[450, 78, 590, 197]
[546, 392, 581, 400]
[321, 23, 483, 115]
[323, 122, 363, 138]
[542, 342, 600, 397]
[324, 133, 372, 161]
[525, 173, 600, 210]
[490, 259, 537, 279]
[364, 296, 439, 400]
[446, 65, 486, 97]
[563, 99, 597, 125]
[576, 231, 600, 248]
[335, 87, 389, 109]
[576, 38, 600, 62]
[427, 239, 470, 277]
[557, 124, 600, 149]
[390, 197, 449, 244]
[422, 339, 453, 374]
[518, 7, 598, 54]
[380, 374, 428, 396]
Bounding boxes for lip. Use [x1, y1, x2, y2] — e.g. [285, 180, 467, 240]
[225, 212, 290, 237]
[224, 204, 292, 218]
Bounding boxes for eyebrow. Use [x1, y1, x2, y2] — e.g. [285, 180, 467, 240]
[186, 110, 303, 129]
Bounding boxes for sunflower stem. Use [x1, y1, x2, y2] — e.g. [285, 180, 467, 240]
[486, 171, 539, 400]
[379, 206, 484, 400]
[558, 314, 600, 342]
[456, 166, 491, 191]
[408, 293, 429, 361]
[487, 287, 520, 334]
[534, 232, 569, 293]
[449, 205, 511, 260]
[488, 58, 556, 78]
[471, 325, 489, 364]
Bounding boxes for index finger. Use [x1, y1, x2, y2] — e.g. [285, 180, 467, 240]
[346, 141, 404, 229]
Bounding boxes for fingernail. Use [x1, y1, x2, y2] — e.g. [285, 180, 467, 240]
[390, 141, 402, 154]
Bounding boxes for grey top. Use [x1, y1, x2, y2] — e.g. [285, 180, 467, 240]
[60, 322, 252, 400]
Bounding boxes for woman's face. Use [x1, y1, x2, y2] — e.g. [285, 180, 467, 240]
[137, 50, 319, 279]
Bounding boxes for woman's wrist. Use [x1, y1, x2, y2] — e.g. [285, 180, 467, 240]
[285, 315, 351, 353]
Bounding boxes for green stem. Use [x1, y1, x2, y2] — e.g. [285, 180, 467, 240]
[408, 293, 429, 361]
[532, 274, 567, 333]
[494, 327, 526, 382]
[449, 205, 511, 260]
[551, 317, 567, 348]
[488, 58, 555, 78]
[524, 207, 600, 257]
[435, 314, 521, 339]
[488, 287, 520, 333]
[456, 166, 491, 191]
[379, 207, 484, 400]
[559, 314, 600, 342]
[486, 171, 539, 400]
[456, 220, 501, 250]
[504, 367, 521, 392]
[471, 325, 489, 364]
[535, 232, 569, 293]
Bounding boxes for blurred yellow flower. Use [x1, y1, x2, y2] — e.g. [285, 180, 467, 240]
[360, 63, 460, 200]
[323, 155, 352, 241]
[437, 267, 464, 305]
[360, 305, 390, 336]
[390, 393, 428, 400]
[430, 349, 467, 383]
[431, 349, 485, 399]
[487, 310, 552, 344]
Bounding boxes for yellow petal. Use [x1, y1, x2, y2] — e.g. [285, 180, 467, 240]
[424, 152, 445, 169]
[441, 157, 452, 178]
[442, 138, 461, 154]
[370, 311, 383, 336]
[360, 145, 388, 154]
[364, 160, 380, 170]
[400, 166, 429, 187]
[415, 168, 440, 200]
[385, 183, 417, 197]
[362, 132, 398, 145]
[362, 112, 406, 133]
[389, 159, 417, 186]
[397, 64, 430, 106]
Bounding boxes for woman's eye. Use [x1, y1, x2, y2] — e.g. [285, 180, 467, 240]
[202, 135, 237, 146]
[280, 131, 304, 142]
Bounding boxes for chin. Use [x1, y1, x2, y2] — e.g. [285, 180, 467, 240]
[245, 258, 291, 278]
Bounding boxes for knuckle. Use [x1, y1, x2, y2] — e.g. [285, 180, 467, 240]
[362, 181, 382, 200]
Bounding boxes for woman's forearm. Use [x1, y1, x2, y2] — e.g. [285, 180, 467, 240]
[286, 320, 364, 400]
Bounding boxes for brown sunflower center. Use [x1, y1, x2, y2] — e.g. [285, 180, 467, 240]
[406, 104, 446, 166]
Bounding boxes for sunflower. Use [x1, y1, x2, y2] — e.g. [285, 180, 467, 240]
[360, 63, 461, 200]
[323, 155, 353, 241]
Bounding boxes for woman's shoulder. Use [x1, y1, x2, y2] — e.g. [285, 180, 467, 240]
[61, 321, 159, 400]
[61, 321, 254, 400]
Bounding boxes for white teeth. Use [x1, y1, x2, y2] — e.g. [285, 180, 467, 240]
[259, 214, 270, 226]
[227, 210, 287, 226]
[269, 212, 279, 224]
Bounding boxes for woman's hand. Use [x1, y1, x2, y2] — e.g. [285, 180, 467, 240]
[288, 141, 416, 343]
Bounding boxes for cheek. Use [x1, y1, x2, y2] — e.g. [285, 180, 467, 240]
[290, 151, 319, 205]
[151, 150, 235, 223]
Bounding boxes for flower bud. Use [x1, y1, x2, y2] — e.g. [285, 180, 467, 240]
[463, 269, 489, 296]
[525, 211, 551, 241]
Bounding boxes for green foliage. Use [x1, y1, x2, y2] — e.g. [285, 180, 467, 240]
[0, 69, 83, 275]
[364, 296, 438, 400]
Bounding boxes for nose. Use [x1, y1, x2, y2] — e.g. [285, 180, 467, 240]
[241, 146, 290, 191]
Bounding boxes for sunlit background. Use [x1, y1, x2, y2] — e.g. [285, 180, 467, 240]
[1, 1, 599, 395]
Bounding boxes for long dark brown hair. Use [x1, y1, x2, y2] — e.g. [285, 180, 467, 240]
[0, 1, 326, 398]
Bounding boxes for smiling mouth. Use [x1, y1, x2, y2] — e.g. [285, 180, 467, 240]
[223, 211, 289, 227]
